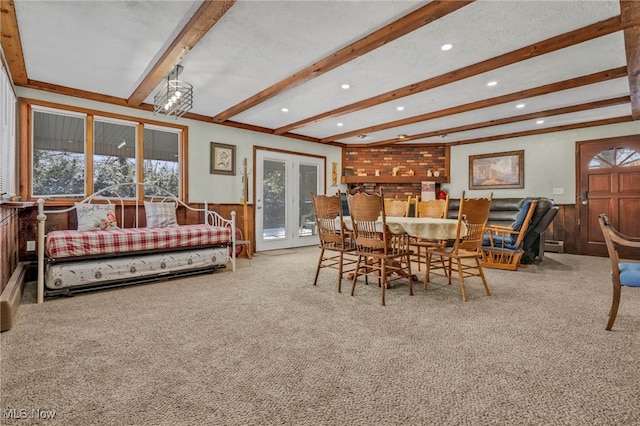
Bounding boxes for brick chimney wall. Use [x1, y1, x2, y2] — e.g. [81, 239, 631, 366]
[344, 145, 448, 199]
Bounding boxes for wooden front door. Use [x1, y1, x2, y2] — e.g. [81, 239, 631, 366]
[577, 135, 640, 259]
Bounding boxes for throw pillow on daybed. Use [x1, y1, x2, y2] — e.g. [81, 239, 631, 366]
[75, 203, 119, 231]
[144, 201, 178, 228]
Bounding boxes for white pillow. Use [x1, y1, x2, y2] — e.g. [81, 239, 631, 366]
[75, 203, 119, 231]
[144, 202, 178, 228]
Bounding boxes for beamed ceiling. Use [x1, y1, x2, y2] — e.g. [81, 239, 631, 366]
[1, 0, 639, 147]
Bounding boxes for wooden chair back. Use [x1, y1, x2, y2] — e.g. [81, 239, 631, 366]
[384, 196, 411, 217]
[598, 213, 640, 330]
[349, 191, 387, 252]
[454, 191, 493, 254]
[312, 191, 350, 249]
[416, 196, 449, 219]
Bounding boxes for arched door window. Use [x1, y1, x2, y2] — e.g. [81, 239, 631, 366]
[589, 147, 640, 169]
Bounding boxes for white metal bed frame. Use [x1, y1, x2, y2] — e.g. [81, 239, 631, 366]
[36, 183, 236, 303]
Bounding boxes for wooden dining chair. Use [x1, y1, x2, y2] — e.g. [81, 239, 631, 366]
[416, 196, 449, 219]
[384, 195, 411, 217]
[425, 191, 493, 301]
[348, 189, 413, 306]
[411, 196, 450, 271]
[598, 214, 640, 330]
[311, 191, 358, 293]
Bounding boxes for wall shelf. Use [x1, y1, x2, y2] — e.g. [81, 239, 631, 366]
[343, 175, 448, 184]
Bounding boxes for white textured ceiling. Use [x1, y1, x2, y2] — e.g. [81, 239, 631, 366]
[9, 0, 635, 146]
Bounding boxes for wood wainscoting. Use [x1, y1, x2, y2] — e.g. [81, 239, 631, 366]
[1, 206, 25, 332]
[545, 204, 578, 255]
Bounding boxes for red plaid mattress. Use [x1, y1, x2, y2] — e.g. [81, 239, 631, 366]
[45, 224, 232, 259]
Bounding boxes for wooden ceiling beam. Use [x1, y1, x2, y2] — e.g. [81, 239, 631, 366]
[277, 15, 638, 135]
[0, 0, 27, 85]
[620, 0, 640, 120]
[368, 96, 630, 147]
[126, 0, 236, 107]
[447, 116, 632, 146]
[212, 0, 474, 123]
[322, 67, 628, 142]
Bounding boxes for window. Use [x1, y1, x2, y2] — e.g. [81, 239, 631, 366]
[143, 125, 180, 196]
[32, 108, 86, 197]
[0, 64, 17, 200]
[94, 117, 137, 198]
[589, 147, 640, 169]
[24, 101, 187, 200]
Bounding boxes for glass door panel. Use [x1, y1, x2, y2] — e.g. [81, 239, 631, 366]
[256, 150, 323, 251]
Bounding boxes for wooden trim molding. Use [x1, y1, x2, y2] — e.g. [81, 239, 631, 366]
[18, 98, 190, 202]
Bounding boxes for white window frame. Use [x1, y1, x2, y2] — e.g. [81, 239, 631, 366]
[0, 63, 17, 201]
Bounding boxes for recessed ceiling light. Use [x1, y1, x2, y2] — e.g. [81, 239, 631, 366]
[281, 107, 288, 112]
[487, 81, 497, 87]
[337, 122, 343, 127]
[396, 106, 404, 111]
[536, 120, 545, 124]
[341, 84, 350, 89]
[516, 104, 525, 109]
[397, 134, 408, 139]
[357, 134, 367, 139]
[441, 43, 453, 51]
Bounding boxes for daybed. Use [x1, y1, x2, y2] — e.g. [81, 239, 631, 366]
[36, 183, 237, 301]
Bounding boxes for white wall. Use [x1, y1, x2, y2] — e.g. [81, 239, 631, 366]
[445, 121, 640, 204]
[16, 87, 343, 204]
[16, 87, 640, 205]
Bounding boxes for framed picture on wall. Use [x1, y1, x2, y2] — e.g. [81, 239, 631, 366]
[469, 150, 524, 189]
[210, 142, 236, 175]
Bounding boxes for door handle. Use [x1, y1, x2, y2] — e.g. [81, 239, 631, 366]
[581, 190, 588, 205]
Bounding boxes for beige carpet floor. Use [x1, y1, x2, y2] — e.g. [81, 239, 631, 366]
[1, 248, 639, 425]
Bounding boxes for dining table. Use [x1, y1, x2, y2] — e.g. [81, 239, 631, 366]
[385, 216, 467, 240]
[341, 216, 467, 282]
[341, 216, 467, 240]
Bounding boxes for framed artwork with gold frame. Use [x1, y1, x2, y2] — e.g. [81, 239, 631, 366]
[469, 150, 524, 189]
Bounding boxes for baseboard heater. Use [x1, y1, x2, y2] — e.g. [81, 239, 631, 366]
[1, 262, 28, 332]
[544, 240, 564, 253]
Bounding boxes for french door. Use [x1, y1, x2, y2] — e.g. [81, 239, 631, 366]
[255, 149, 324, 251]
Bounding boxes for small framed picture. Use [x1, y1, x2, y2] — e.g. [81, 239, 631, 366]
[210, 142, 236, 175]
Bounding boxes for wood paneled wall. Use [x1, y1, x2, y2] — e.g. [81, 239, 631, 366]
[0, 207, 20, 293]
[545, 204, 578, 254]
